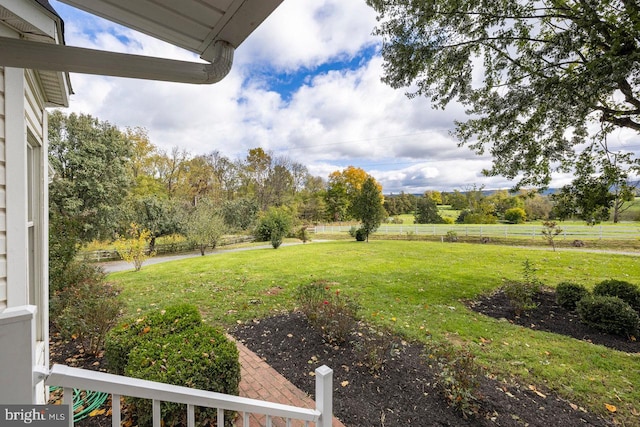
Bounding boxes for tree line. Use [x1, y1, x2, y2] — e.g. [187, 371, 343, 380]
[48, 109, 637, 276]
[48, 111, 389, 279]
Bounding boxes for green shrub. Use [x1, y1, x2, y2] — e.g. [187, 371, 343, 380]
[503, 259, 542, 316]
[254, 207, 293, 249]
[105, 304, 202, 375]
[426, 341, 482, 418]
[295, 281, 359, 344]
[556, 282, 589, 310]
[55, 277, 123, 356]
[348, 226, 367, 241]
[576, 295, 640, 338]
[593, 279, 640, 313]
[444, 230, 458, 242]
[504, 207, 527, 224]
[125, 325, 240, 427]
[356, 326, 398, 373]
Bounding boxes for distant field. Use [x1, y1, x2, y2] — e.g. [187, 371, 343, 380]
[617, 197, 640, 221]
[109, 241, 640, 425]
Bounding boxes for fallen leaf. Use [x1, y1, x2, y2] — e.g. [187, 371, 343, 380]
[341, 381, 349, 387]
[569, 403, 578, 410]
[605, 404, 617, 413]
[141, 326, 151, 335]
[89, 409, 105, 417]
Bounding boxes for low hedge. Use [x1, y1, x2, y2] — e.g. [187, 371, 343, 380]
[125, 325, 240, 427]
[555, 282, 589, 310]
[105, 304, 202, 375]
[593, 279, 640, 313]
[576, 295, 640, 338]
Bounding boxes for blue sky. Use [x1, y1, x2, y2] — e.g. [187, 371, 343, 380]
[49, 0, 639, 194]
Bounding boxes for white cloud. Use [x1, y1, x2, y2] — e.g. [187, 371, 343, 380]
[51, 0, 551, 193]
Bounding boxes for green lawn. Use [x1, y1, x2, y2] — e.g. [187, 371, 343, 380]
[109, 240, 640, 425]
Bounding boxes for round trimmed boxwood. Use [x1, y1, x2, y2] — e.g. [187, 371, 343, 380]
[593, 279, 640, 313]
[576, 295, 640, 338]
[125, 324, 240, 427]
[555, 282, 589, 310]
[105, 304, 202, 375]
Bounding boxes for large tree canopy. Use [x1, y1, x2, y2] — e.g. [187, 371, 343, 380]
[367, 0, 640, 187]
[49, 111, 133, 241]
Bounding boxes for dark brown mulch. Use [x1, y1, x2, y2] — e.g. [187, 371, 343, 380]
[48, 329, 118, 427]
[468, 288, 639, 354]
[232, 312, 614, 427]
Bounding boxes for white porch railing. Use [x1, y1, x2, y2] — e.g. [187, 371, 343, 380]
[46, 364, 333, 427]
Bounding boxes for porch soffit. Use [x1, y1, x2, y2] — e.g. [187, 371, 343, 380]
[57, 0, 284, 62]
[0, 1, 69, 106]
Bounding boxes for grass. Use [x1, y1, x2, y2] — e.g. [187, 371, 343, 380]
[109, 240, 640, 425]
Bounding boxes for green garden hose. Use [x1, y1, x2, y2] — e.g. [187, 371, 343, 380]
[51, 387, 109, 421]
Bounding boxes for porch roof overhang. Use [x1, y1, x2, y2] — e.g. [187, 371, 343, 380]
[0, 0, 283, 84]
[0, 0, 70, 106]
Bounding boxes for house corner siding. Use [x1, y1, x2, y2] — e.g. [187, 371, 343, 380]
[0, 67, 7, 311]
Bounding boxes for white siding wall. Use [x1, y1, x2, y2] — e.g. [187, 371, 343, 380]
[0, 67, 7, 311]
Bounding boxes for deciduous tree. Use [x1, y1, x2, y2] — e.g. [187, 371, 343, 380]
[353, 177, 387, 242]
[367, 0, 640, 188]
[185, 202, 226, 255]
[49, 111, 133, 242]
[414, 197, 445, 224]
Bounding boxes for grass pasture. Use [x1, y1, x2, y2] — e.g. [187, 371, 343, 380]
[109, 240, 640, 425]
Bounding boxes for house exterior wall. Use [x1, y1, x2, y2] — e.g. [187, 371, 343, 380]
[0, 0, 67, 405]
[0, 62, 50, 406]
[0, 66, 6, 311]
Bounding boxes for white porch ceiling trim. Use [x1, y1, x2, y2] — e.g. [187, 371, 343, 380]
[0, 0, 283, 84]
[0, 36, 234, 84]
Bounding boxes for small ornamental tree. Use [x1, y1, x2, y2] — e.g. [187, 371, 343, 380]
[541, 221, 563, 251]
[114, 223, 155, 271]
[185, 202, 226, 256]
[254, 207, 294, 249]
[352, 177, 387, 242]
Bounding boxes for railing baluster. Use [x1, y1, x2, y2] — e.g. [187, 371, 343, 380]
[152, 400, 161, 427]
[111, 394, 121, 427]
[47, 365, 327, 427]
[62, 387, 74, 427]
[187, 404, 195, 427]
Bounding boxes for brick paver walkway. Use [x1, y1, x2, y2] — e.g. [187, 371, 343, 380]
[234, 339, 346, 427]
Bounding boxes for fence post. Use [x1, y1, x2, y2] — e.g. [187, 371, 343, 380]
[315, 365, 333, 427]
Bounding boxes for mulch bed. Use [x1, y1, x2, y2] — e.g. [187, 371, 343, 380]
[49, 287, 637, 426]
[232, 310, 617, 427]
[468, 288, 639, 354]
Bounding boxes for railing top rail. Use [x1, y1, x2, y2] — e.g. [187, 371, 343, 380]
[46, 364, 320, 422]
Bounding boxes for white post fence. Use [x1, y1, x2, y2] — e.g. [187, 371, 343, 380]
[46, 364, 333, 427]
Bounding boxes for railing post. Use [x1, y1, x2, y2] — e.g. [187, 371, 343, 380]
[315, 365, 333, 427]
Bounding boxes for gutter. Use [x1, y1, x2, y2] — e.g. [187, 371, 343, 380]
[0, 37, 234, 84]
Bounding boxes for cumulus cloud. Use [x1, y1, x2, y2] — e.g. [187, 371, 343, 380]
[50, 0, 534, 193]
